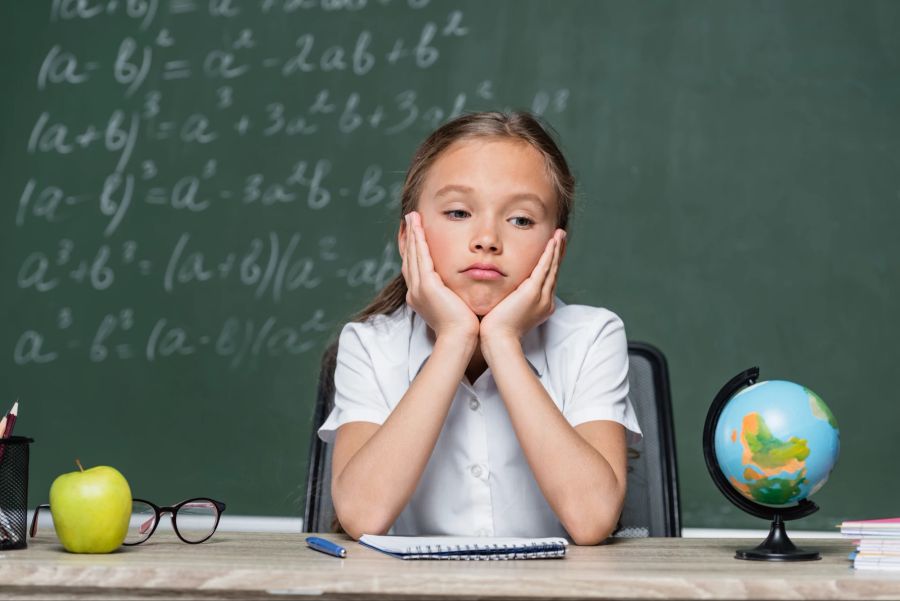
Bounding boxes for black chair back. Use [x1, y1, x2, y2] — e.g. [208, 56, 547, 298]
[615, 342, 681, 537]
[303, 341, 680, 537]
[303, 340, 337, 534]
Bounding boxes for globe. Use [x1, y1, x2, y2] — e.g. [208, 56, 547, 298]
[703, 367, 841, 561]
[714, 380, 840, 508]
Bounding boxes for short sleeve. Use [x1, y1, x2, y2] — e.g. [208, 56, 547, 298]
[563, 314, 643, 444]
[317, 322, 392, 444]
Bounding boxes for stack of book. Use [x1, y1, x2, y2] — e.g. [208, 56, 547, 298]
[839, 518, 900, 570]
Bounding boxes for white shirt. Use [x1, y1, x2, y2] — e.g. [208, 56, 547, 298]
[318, 297, 642, 539]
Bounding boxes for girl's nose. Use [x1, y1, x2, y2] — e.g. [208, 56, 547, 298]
[470, 226, 501, 253]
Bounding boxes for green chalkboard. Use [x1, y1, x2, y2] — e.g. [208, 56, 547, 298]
[2, 0, 898, 530]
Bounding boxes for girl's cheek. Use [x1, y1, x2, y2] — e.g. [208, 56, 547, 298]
[423, 232, 447, 269]
[425, 227, 451, 255]
[523, 242, 547, 270]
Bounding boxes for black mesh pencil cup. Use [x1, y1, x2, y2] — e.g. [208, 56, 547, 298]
[0, 436, 35, 550]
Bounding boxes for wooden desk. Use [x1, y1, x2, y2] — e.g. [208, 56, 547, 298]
[1, 533, 898, 600]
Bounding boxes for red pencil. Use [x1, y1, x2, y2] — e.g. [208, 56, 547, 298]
[2, 401, 17, 438]
[0, 401, 17, 541]
[0, 401, 18, 464]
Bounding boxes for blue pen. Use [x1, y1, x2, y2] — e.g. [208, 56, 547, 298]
[306, 536, 347, 558]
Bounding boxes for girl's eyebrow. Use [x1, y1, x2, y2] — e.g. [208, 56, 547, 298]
[434, 184, 474, 198]
[434, 185, 548, 213]
[507, 193, 548, 213]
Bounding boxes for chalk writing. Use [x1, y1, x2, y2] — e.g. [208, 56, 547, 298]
[10, 1, 570, 372]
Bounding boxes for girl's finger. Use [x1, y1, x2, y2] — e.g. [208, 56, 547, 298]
[410, 212, 426, 287]
[413, 213, 436, 274]
[400, 219, 409, 282]
[543, 232, 562, 301]
[529, 236, 556, 284]
[405, 213, 420, 291]
[400, 247, 408, 283]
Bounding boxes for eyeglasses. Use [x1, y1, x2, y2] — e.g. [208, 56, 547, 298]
[30, 498, 226, 545]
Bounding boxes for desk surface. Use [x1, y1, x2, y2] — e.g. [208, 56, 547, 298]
[1, 533, 898, 600]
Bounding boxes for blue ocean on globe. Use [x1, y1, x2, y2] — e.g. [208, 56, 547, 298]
[714, 380, 840, 507]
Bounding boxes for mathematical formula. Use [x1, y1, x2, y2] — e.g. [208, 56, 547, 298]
[10, 1, 570, 369]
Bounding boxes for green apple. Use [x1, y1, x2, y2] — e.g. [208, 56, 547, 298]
[49, 460, 132, 553]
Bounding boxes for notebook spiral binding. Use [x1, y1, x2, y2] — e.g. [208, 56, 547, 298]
[405, 541, 566, 560]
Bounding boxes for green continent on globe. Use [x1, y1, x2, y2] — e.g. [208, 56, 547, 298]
[728, 412, 810, 505]
[742, 412, 810, 468]
[807, 388, 839, 429]
[739, 469, 807, 505]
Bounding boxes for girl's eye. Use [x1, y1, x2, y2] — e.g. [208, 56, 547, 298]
[444, 209, 469, 220]
[509, 216, 534, 228]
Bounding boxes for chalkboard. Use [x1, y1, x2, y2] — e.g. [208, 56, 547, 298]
[2, 0, 898, 530]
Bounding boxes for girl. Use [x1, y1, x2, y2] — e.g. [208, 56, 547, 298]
[318, 112, 641, 545]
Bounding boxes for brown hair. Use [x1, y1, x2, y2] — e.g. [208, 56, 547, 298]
[352, 110, 576, 325]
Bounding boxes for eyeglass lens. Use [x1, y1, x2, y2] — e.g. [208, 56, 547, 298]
[125, 499, 219, 544]
[125, 500, 157, 545]
[175, 500, 219, 543]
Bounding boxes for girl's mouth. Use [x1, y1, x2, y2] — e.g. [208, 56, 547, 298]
[462, 262, 505, 280]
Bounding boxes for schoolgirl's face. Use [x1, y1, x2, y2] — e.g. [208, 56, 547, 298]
[408, 137, 562, 316]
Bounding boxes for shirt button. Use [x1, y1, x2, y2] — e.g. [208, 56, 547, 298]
[469, 397, 480, 411]
[469, 464, 483, 478]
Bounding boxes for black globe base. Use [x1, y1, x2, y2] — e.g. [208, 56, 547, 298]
[735, 515, 820, 561]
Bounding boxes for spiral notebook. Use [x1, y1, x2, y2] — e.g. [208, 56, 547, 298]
[358, 534, 568, 560]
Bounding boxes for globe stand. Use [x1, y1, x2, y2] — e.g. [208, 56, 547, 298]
[735, 514, 820, 561]
[703, 367, 822, 562]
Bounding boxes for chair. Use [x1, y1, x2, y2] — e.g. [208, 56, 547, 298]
[303, 340, 680, 537]
[303, 340, 338, 535]
[615, 342, 681, 537]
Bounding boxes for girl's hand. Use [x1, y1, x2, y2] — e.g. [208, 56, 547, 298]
[402, 211, 480, 341]
[479, 229, 566, 344]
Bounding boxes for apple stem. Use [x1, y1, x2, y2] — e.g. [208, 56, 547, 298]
[75, 459, 84, 472]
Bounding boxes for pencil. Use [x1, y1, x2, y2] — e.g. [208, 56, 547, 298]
[3, 401, 17, 437]
[0, 402, 17, 541]
[0, 402, 17, 464]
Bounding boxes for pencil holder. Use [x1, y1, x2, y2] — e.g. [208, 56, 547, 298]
[0, 436, 34, 550]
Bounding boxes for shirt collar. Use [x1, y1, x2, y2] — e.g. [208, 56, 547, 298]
[406, 304, 550, 382]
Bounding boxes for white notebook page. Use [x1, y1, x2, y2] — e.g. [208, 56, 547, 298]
[359, 535, 568, 553]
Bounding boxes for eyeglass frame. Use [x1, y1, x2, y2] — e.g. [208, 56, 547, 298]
[30, 497, 227, 545]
